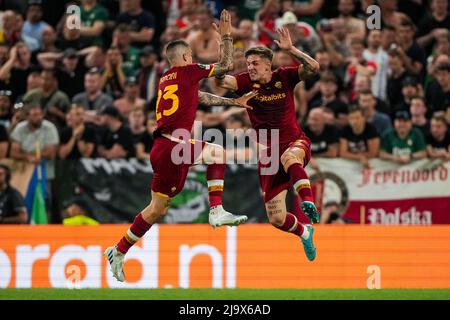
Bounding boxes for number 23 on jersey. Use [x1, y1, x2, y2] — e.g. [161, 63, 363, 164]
[156, 84, 179, 121]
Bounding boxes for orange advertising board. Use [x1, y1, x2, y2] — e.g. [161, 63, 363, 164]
[0, 224, 449, 289]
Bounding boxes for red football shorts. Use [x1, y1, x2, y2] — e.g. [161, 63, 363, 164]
[150, 136, 206, 198]
[258, 136, 311, 203]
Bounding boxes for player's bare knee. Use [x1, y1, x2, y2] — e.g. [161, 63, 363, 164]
[267, 211, 284, 227]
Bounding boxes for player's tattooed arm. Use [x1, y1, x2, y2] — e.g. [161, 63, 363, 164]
[198, 91, 257, 109]
[275, 27, 320, 80]
[210, 10, 234, 77]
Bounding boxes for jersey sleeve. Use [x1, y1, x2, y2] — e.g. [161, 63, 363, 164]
[234, 72, 252, 95]
[279, 67, 301, 90]
[187, 64, 216, 82]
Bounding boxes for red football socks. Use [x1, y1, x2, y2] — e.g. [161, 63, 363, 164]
[207, 164, 226, 207]
[288, 163, 314, 203]
[116, 213, 152, 254]
[276, 212, 305, 236]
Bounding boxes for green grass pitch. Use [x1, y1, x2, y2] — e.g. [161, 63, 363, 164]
[1, 289, 450, 300]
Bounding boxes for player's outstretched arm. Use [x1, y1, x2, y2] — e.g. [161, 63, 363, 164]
[275, 27, 320, 80]
[198, 91, 257, 109]
[211, 10, 234, 77]
[215, 75, 238, 91]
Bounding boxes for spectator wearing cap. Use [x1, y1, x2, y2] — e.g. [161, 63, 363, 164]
[72, 68, 113, 114]
[62, 196, 99, 225]
[417, 0, 450, 56]
[79, 0, 108, 47]
[339, 106, 380, 168]
[0, 90, 13, 128]
[387, 49, 415, 108]
[97, 106, 135, 159]
[410, 97, 430, 137]
[426, 115, 450, 160]
[0, 164, 28, 224]
[22, 0, 50, 50]
[380, 110, 427, 164]
[393, 76, 422, 114]
[22, 68, 70, 130]
[113, 76, 145, 118]
[129, 107, 153, 161]
[116, 0, 155, 48]
[135, 45, 160, 102]
[276, 11, 320, 54]
[112, 24, 141, 74]
[0, 42, 36, 103]
[310, 73, 349, 129]
[426, 63, 450, 114]
[54, 48, 89, 99]
[357, 89, 392, 136]
[59, 104, 96, 160]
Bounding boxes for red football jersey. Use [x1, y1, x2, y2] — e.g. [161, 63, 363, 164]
[234, 67, 304, 145]
[155, 63, 214, 135]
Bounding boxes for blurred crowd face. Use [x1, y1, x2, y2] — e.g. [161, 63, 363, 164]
[233, 49, 247, 74]
[430, 118, 447, 139]
[0, 45, 9, 65]
[27, 4, 43, 23]
[367, 30, 382, 49]
[181, 0, 198, 16]
[41, 71, 57, 92]
[307, 108, 326, 133]
[397, 24, 415, 45]
[2, 11, 16, 32]
[85, 73, 101, 94]
[431, 0, 448, 14]
[332, 19, 346, 41]
[68, 106, 85, 127]
[239, 20, 254, 40]
[410, 98, 427, 119]
[388, 54, 404, 72]
[42, 27, 56, 47]
[394, 119, 412, 137]
[125, 83, 139, 99]
[358, 93, 376, 111]
[196, 11, 212, 32]
[63, 55, 79, 72]
[320, 80, 337, 97]
[28, 107, 44, 128]
[17, 45, 31, 65]
[402, 84, 418, 100]
[381, 27, 396, 50]
[82, 0, 96, 7]
[115, 30, 130, 50]
[273, 50, 294, 68]
[107, 48, 121, 66]
[27, 72, 43, 91]
[436, 36, 450, 56]
[350, 42, 365, 60]
[246, 54, 272, 82]
[435, 68, 450, 88]
[315, 51, 331, 70]
[348, 110, 365, 133]
[338, 0, 355, 16]
[129, 109, 145, 129]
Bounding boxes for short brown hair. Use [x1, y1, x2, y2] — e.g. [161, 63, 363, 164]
[431, 115, 448, 126]
[245, 46, 273, 62]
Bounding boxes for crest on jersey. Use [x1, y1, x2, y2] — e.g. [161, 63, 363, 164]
[252, 83, 260, 89]
[275, 81, 282, 89]
[198, 64, 211, 70]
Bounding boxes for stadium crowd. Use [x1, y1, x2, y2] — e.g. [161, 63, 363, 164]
[0, 0, 449, 224]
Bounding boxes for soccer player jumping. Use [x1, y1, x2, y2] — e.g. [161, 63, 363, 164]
[215, 27, 320, 261]
[105, 10, 256, 282]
